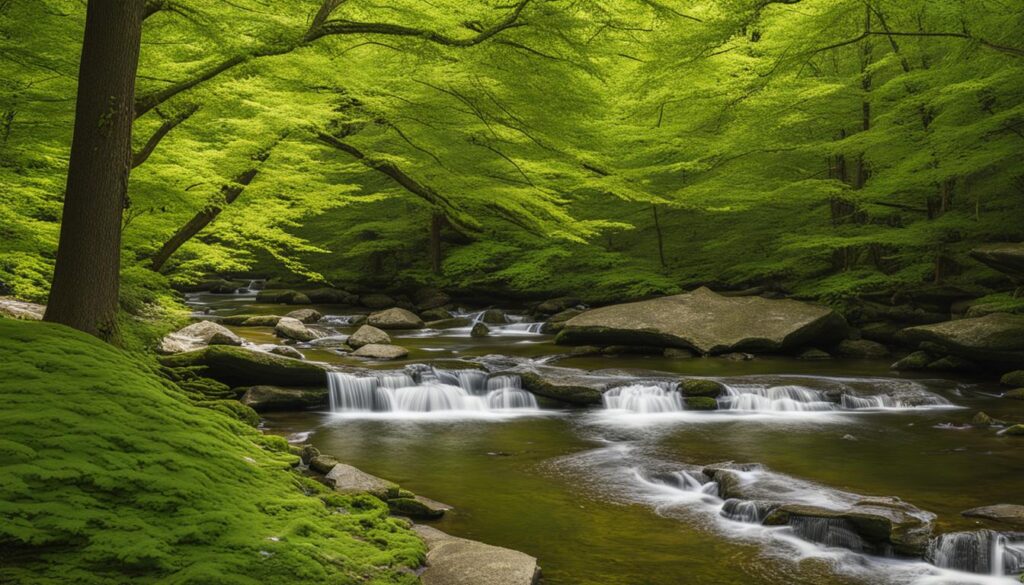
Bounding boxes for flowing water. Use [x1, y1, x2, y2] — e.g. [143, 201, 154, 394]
[186, 293, 1024, 584]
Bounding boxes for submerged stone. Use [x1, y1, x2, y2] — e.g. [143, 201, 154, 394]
[556, 287, 846, 355]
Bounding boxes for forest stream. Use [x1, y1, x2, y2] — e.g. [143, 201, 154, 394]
[188, 289, 1024, 585]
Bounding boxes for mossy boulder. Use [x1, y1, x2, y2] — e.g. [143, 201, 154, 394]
[240, 385, 329, 412]
[0, 319, 423, 584]
[471, 322, 489, 337]
[480, 308, 508, 324]
[1005, 388, 1024, 401]
[174, 376, 235, 399]
[557, 287, 846, 354]
[835, 339, 890, 359]
[897, 313, 1024, 369]
[512, 368, 604, 405]
[256, 289, 311, 304]
[367, 307, 424, 330]
[220, 314, 282, 327]
[679, 379, 725, 398]
[891, 350, 934, 371]
[1001, 370, 1024, 387]
[1003, 424, 1024, 436]
[387, 496, 450, 520]
[684, 396, 719, 410]
[305, 287, 359, 305]
[158, 345, 327, 386]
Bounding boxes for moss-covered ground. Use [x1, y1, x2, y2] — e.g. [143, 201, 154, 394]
[0, 318, 424, 585]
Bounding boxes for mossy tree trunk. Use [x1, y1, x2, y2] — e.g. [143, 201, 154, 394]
[44, 0, 145, 343]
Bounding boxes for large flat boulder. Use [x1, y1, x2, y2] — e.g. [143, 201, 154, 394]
[555, 287, 846, 355]
[158, 346, 326, 386]
[897, 313, 1024, 368]
[414, 525, 540, 585]
[0, 297, 44, 320]
[158, 321, 243, 354]
[239, 385, 328, 412]
[970, 243, 1024, 282]
[961, 504, 1024, 528]
[324, 463, 398, 499]
[351, 343, 409, 360]
[497, 366, 608, 405]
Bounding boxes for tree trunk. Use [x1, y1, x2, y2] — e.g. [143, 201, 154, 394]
[44, 0, 145, 342]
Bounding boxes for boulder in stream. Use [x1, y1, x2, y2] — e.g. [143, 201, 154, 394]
[158, 346, 327, 386]
[471, 322, 489, 338]
[351, 343, 409, 360]
[285, 308, 322, 324]
[898, 313, 1024, 369]
[158, 321, 243, 354]
[961, 504, 1024, 529]
[502, 366, 607, 405]
[268, 345, 304, 359]
[324, 463, 399, 499]
[220, 314, 282, 327]
[367, 307, 424, 329]
[305, 287, 359, 305]
[1001, 370, 1024, 387]
[414, 525, 541, 585]
[556, 287, 846, 355]
[679, 379, 725, 398]
[240, 385, 328, 412]
[274, 317, 323, 342]
[348, 325, 390, 348]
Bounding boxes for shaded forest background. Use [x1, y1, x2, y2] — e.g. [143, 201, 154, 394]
[2, 0, 1023, 310]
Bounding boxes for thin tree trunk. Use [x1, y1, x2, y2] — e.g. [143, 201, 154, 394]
[149, 141, 279, 272]
[44, 0, 145, 342]
[652, 204, 666, 267]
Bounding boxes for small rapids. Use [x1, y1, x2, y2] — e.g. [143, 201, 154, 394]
[926, 530, 1024, 576]
[326, 368, 539, 415]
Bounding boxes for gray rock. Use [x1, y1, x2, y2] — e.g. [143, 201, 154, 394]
[898, 313, 1024, 368]
[285, 308, 322, 324]
[158, 346, 327, 386]
[0, 297, 45, 320]
[220, 314, 282, 327]
[367, 307, 424, 329]
[835, 339, 890, 359]
[471, 322, 490, 338]
[958, 502, 1024, 528]
[351, 343, 409, 360]
[414, 525, 540, 585]
[348, 325, 390, 348]
[240, 385, 328, 412]
[268, 345, 304, 359]
[557, 287, 845, 354]
[274, 317, 323, 342]
[324, 463, 399, 499]
[158, 321, 244, 354]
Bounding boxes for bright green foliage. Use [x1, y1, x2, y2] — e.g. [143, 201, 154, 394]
[0, 319, 423, 584]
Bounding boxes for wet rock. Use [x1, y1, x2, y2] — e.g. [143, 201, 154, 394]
[420, 308, 453, 321]
[158, 346, 327, 386]
[541, 308, 583, 334]
[685, 396, 718, 410]
[348, 325, 390, 348]
[664, 347, 696, 359]
[471, 322, 489, 338]
[220, 314, 282, 327]
[351, 343, 409, 360]
[256, 289, 311, 304]
[324, 463, 399, 499]
[1004, 424, 1024, 436]
[274, 317, 323, 342]
[679, 379, 725, 398]
[1002, 370, 1024, 387]
[897, 313, 1024, 369]
[961, 504, 1024, 528]
[762, 498, 935, 556]
[480, 308, 508, 324]
[503, 366, 606, 405]
[309, 454, 341, 474]
[240, 385, 328, 412]
[359, 293, 395, 309]
[971, 412, 1005, 426]
[268, 345, 304, 359]
[835, 339, 890, 359]
[535, 296, 581, 315]
[414, 288, 451, 311]
[0, 297, 45, 320]
[557, 287, 845, 355]
[285, 308, 322, 324]
[427, 317, 472, 329]
[891, 350, 935, 371]
[798, 348, 832, 360]
[367, 307, 424, 330]
[414, 525, 541, 585]
[925, 355, 977, 372]
[388, 495, 451, 520]
[1006, 389, 1024, 400]
[305, 287, 359, 305]
[158, 321, 244, 354]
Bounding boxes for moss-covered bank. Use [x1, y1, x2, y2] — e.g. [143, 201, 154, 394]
[0, 319, 423, 584]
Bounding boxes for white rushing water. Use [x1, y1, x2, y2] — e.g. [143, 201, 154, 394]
[327, 368, 539, 417]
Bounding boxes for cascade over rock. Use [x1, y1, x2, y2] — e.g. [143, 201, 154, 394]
[898, 313, 1024, 368]
[556, 287, 846, 355]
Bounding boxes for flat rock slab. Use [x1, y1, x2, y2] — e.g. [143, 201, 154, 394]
[898, 313, 1024, 368]
[240, 385, 327, 412]
[970, 243, 1024, 281]
[962, 504, 1024, 528]
[158, 345, 326, 386]
[351, 343, 409, 360]
[414, 525, 540, 585]
[0, 297, 44, 320]
[556, 287, 845, 355]
[325, 463, 398, 499]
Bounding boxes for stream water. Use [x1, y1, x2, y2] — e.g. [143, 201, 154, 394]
[188, 292, 1024, 584]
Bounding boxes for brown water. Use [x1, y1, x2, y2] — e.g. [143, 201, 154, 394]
[190, 292, 1024, 585]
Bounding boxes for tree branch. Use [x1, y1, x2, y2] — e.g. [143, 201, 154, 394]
[808, 30, 1024, 58]
[131, 104, 199, 168]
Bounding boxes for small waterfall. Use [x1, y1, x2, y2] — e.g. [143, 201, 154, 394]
[603, 384, 684, 413]
[236, 279, 265, 294]
[841, 392, 952, 409]
[638, 469, 717, 495]
[326, 370, 538, 414]
[720, 499, 775, 524]
[718, 384, 834, 412]
[926, 530, 1024, 576]
[788, 516, 869, 552]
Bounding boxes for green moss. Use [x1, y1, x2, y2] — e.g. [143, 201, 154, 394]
[1005, 389, 1024, 401]
[158, 345, 326, 387]
[684, 396, 719, 411]
[0, 319, 423, 585]
[679, 379, 724, 398]
[1001, 370, 1024, 387]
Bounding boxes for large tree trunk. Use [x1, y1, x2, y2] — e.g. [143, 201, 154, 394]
[44, 0, 145, 342]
